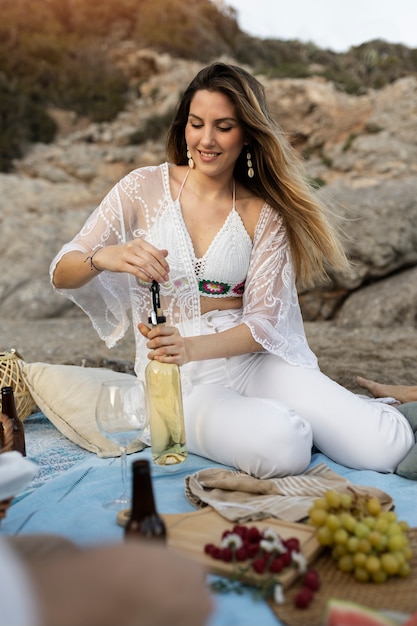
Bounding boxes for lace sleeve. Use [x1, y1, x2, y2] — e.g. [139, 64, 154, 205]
[241, 205, 318, 368]
[49, 175, 141, 348]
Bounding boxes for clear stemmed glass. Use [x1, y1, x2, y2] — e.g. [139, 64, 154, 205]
[96, 378, 147, 511]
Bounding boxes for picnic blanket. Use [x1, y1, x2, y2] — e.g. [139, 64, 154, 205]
[2, 412, 417, 626]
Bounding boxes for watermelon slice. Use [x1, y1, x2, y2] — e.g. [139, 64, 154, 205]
[323, 599, 402, 626]
[404, 611, 417, 626]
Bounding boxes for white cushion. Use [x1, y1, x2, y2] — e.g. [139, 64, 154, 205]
[19, 361, 146, 458]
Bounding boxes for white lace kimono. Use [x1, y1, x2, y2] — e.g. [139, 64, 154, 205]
[50, 162, 317, 380]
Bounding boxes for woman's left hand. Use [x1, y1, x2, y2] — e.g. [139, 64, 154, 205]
[138, 323, 188, 366]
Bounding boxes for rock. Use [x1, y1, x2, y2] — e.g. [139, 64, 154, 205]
[0, 318, 136, 374]
[304, 322, 417, 392]
[335, 266, 417, 328]
[318, 177, 417, 287]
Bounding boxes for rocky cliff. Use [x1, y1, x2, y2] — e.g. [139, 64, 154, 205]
[1, 51, 416, 391]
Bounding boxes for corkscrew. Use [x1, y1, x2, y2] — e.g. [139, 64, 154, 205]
[149, 280, 166, 326]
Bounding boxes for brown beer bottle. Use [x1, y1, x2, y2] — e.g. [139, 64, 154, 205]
[124, 459, 166, 542]
[1, 386, 26, 456]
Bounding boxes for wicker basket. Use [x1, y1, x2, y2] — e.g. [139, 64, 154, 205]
[0, 349, 35, 421]
[0, 412, 14, 522]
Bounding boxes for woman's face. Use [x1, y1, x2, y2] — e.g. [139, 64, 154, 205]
[185, 89, 245, 178]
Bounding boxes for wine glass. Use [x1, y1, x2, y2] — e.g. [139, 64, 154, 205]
[96, 378, 147, 511]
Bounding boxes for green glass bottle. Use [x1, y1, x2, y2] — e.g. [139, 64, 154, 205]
[145, 281, 187, 465]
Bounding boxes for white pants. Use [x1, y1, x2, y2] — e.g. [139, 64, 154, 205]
[182, 311, 414, 479]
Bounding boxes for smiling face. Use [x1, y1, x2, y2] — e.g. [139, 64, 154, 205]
[185, 89, 246, 178]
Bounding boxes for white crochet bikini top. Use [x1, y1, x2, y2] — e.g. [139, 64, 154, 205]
[177, 171, 252, 298]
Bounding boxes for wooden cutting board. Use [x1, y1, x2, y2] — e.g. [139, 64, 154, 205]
[118, 506, 322, 589]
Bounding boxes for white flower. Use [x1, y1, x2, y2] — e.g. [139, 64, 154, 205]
[260, 538, 276, 552]
[273, 584, 285, 605]
[260, 528, 286, 553]
[291, 550, 307, 574]
[220, 533, 243, 550]
[263, 527, 279, 541]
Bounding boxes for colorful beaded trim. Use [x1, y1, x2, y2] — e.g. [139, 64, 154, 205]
[198, 279, 245, 297]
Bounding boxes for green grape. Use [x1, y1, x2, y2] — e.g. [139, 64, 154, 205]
[363, 516, 376, 529]
[338, 554, 354, 572]
[365, 555, 381, 574]
[388, 533, 407, 552]
[310, 490, 413, 584]
[381, 553, 400, 575]
[368, 531, 386, 551]
[326, 514, 341, 531]
[353, 552, 367, 568]
[398, 562, 411, 577]
[387, 522, 403, 536]
[317, 525, 333, 546]
[396, 550, 408, 564]
[308, 507, 327, 526]
[367, 497, 382, 516]
[340, 493, 353, 509]
[340, 512, 356, 532]
[325, 490, 342, 508]
[334, 528, 349, 545]
[332, 544, 347, 559]
[347, 536, 360, 553]
[374, 517, 389, 533]
[399, 520, 409, 532]
[380, 510, 397, 523]
[313, 497, 329, 510]
[354, 522, 370, 539]
[372, 570, 388, 583]
[357, 539, 372, 554]
[354, 566, 370, 582]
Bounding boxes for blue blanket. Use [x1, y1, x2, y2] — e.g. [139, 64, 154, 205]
[2, 413, 416, 626]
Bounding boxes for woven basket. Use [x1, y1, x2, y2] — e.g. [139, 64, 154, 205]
[0, 412, 14, 522]
[0, 349, 35, 421]
[270, 527, 417, 625]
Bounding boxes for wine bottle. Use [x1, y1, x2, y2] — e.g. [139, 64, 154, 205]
[145, 281, 187, 465]
[1, 386, 26, 456]
[124, 459, 166, 542]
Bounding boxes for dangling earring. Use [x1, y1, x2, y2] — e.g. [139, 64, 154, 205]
[247, 149, 254, 178]
[187, 147, 195, 169]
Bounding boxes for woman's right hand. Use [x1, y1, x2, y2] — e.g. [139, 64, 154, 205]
[93, 240, 170, 283]
[53, 240, 170, 289]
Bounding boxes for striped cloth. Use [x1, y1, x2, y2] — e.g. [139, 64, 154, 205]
[185, 463, 393, 523]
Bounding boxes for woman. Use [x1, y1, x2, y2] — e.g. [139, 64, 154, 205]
[51, 62, 414, 478]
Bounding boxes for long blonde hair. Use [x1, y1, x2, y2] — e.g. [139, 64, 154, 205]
[166, 62, 350, 288]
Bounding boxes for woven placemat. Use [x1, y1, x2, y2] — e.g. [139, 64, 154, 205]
[269, 527, 417, 626]
[0, 350, 35, 421]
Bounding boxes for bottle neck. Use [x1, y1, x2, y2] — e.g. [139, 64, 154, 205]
[1, 386, 19, 421]
[130, 460, 157, 519]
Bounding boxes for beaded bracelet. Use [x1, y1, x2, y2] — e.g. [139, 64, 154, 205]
[84, 247, 103, 272]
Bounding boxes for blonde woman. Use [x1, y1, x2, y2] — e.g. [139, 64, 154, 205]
[51, 63, 414, 478]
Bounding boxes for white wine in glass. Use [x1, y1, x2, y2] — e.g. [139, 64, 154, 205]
[96, 379, 147, 511]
